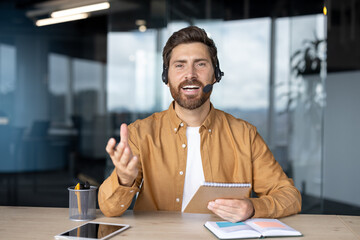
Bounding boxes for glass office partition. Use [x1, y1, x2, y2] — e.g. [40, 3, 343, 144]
[73, 58, 107, 159]
[0, 0, 108, 206]
[0, 43, 17, 171]
[273, 18, 292, 174]
[274, 14, 327, 212]
[107, 31, 158, 114]
[49, 53, 72, 125]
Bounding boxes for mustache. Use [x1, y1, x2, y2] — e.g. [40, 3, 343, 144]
[178, 79, 204, 89]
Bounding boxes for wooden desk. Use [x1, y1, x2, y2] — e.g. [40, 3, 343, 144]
[0, 206, 359, 239]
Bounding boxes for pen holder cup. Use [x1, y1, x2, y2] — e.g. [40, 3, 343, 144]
[68, 186, 97, 221]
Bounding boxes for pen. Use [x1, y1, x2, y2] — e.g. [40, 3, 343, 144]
[75, 183, 82, 215]
[83, 181, 90, 217]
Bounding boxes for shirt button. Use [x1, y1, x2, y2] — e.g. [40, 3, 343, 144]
[176, 198, 180, 202]
[179, 171, 184, 175]
[130, 190, 134, 193]
[180, 122, 184, 127]
[182, 144, 186, 148]
[208, 129, 212, 133]
[120, 204, 125, 208]
[174, 128, 177, 132]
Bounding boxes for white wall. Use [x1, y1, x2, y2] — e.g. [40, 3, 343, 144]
[324, 71, 360, 207]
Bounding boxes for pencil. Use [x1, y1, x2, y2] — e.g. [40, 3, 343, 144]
[75, 183, 82, 215]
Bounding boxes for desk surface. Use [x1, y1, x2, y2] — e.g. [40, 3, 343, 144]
[1, 206, 359, 240]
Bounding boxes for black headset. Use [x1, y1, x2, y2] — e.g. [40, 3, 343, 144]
[162, 58, 224, 85]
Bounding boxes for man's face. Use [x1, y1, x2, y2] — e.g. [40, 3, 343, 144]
[167, 42, 215, 110]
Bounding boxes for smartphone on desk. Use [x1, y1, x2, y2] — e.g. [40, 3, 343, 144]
[54, 222, 130, 240]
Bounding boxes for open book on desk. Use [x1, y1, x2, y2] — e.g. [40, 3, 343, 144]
[183, 182, 251, 214]
[205, 218, 302, 239]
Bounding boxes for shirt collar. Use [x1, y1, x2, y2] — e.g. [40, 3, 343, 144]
[201, 102, 215, 132]
[168, 101, 184, 133]
[167, 101, 216, 134]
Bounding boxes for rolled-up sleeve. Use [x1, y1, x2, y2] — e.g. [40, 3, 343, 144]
[98, 169, 140, 217]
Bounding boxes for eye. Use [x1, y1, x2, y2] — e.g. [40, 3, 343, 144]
[197, 62, 206, 67]
[175, 63, 184, 68]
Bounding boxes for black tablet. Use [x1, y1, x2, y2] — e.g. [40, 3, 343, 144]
[54, 222, 130, 240]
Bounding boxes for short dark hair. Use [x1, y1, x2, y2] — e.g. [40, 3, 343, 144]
[162, 26, 218, 69]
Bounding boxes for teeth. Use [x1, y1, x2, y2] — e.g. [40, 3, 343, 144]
[182, 85, 199, 89]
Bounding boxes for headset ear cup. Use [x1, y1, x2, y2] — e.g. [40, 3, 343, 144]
[215, 66, 221, 82]
[162, 67, 168, 84]
[215, 65, 224, 83]
[214, 59, 224, 83]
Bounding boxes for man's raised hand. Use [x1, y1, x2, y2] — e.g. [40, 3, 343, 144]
[105, 123, 139, 187]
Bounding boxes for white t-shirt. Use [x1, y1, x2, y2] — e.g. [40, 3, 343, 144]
[181, 126, 205, 211]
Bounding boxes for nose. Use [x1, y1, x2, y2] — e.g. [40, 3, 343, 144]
[185, 65, 197, 80]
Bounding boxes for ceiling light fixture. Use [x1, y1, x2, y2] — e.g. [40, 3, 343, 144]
[135, 19, 146, 26]
[138, 25, 147, 32]
[51, 2, 110, 18]
[35, 13, 89, 27]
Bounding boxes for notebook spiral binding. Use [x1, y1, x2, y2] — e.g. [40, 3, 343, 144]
[202, 182, 251, 188]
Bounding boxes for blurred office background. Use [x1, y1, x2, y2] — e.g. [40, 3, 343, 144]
[0, 0, 359, 215]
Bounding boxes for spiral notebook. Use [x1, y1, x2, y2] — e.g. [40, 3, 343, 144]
[183, 182, 251, 213]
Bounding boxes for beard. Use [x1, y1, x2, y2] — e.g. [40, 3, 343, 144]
[169, 79, 211, 110]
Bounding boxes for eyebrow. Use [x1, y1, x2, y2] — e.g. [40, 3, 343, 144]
[171, 58, 210, 64]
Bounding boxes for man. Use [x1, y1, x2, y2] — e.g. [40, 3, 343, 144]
[98, 26, 301, 222]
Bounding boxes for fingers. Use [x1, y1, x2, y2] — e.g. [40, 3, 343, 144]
[127, 155, 139, 170]
[213, 199, 240, 208]
[208, 200, 238, 222]
[106, 138, 130, 162]
[115, 155, 139, 187]
[120, 123, 129, 145]
[208, 202, 236, 222]
[106, 124, 133, 162]
[106, 138, 117, 157]
[117, 144, 132, 166]
[208, 199, 237, 214]
[208, 199, 254, 223]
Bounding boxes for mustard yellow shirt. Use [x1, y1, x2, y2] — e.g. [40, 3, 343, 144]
[98, 102, 301, 218]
